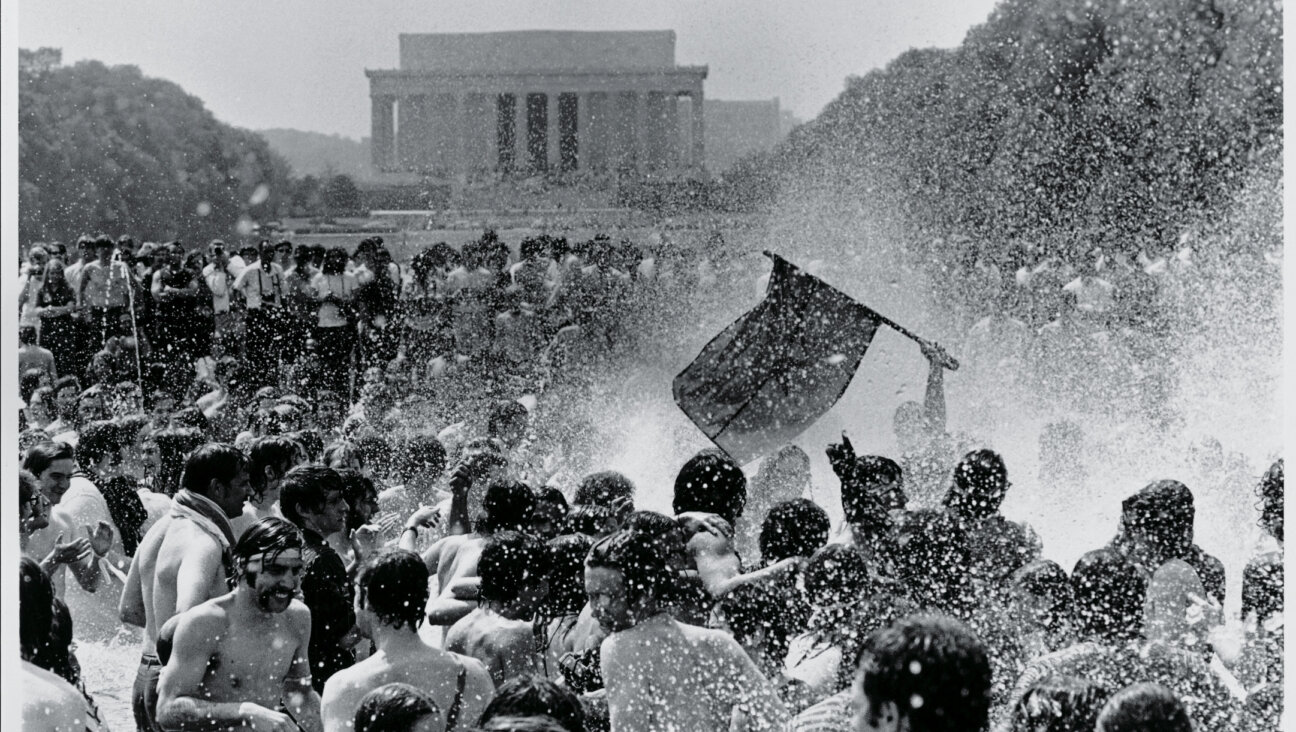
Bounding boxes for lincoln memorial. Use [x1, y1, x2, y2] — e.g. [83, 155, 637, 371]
[366, 31, 708, 178]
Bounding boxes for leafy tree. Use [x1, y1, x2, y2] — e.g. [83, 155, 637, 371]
[322, 174, 363, 215]
[19, 53, 293, 244]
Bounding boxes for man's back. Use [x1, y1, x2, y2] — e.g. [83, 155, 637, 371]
[601, 614, 788, 732]
[322, 643, 493, 732]
[445, 607, 539, 687]
[132, 514, 226, 654]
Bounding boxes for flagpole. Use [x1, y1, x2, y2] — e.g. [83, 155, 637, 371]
[762, 250, 960, 371]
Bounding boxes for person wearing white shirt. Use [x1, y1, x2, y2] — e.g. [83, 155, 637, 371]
[311, 248, 360, 395]
[202, 240, 241, 339]
[232, 241, 287, 388]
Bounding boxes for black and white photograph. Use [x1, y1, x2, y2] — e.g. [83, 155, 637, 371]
[6, 1, 1285, 730]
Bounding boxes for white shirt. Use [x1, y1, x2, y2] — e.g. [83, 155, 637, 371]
[311, 272, 358, 328]
[202, 262, 237, 313]
[232, 261, 286, 310]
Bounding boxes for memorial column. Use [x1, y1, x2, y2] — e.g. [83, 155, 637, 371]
[546, 92, 561, 170]
[515, 90, 528, 172]
[690, 89, 705, 171]
[634, 91, 647, 174]
[371, 95, 395, 171]
[577, 92, 592, 171]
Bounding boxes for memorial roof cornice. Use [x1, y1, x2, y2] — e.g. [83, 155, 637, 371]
[365, 65, 708, 78]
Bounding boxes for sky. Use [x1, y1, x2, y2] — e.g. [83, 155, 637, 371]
[16, 0, 1002, 140]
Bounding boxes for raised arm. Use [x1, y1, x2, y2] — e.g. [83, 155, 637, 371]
[919, 340, 948, 436]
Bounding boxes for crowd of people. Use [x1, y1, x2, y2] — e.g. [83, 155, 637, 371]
[16, 227, 1286, 732]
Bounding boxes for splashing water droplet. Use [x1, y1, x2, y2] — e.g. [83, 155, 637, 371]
[195, 201, 212, 217]
[249, 184, 270, 206]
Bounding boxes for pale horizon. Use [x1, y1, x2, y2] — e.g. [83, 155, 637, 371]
[16, 0, 1001, 139]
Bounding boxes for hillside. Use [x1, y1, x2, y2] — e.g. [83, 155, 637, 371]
[726, 0, 1281, 269]
[19, 49, 292, 243]
[256, 128, 376, 182]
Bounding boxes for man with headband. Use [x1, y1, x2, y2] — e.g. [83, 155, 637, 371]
[157, 517, 321, 732]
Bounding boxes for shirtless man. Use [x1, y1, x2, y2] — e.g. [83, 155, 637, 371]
[445, 531, 550, 687]
[589, 531, 788, 732]
[156, 517, 321, 732]
[120, 443, 250, 732]
[420, 481, 534, 628]
[231, 435, 304, 539]
[321, 550, 494, 732]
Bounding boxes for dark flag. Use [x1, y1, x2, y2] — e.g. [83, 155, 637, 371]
[673, 252, 883, 465]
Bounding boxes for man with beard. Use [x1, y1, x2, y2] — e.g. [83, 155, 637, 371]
[120, 442, 251, 732]
[157, 517, 321, 732]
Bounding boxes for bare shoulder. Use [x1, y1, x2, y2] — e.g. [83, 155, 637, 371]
[285, 599, 312, 634]
[450, 652, 492, 685]
[177, 597, 232, 637]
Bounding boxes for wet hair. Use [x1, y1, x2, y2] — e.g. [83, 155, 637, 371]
[621, 510, 687, 568]
[397, 432, 447, 483]
[564, 504, 614, 537]
[354, 682, 440, 732]
[78, 419, 129, 468]
[476, 716, 572, 732]
[153, 428, 205, 496]
[357, 550, 428, 632]
[1257, 458, 1283, 541]
[171, 406, 210, 436]
[21, 369, 44, 402]
[803, 543, 872, 608]
[1241, 552, 1283, 625]
[338, 468, 378, 533]
[19, 325, 38, 346]
[478, 481, 536, 534]
[352, 432, 396, 478]
[1010, 675, 1111, 732]
[100, 475, 149, 556]
[20, 557, 56, 660]
[280, 465, 345, 528]
[1070, 549, 1147, 642]
[545, 534, 595, 616]
[944, 449, 1009, 520]
[894, 509, 972, 612]
[720, 582, 781, 645]
[53, 375, 81, 399]
[857, 614, 992, 732]
[22, 440, 75, 477]
[573, 471, 635, 507]
[323, 440, 363, 470]
[180, 443, 248, 498]
[479, 675, 585, 732]
[233, 517, 304, 580]
[488, 401, 529, 439]
[479, 531, 549, 604]
[672, 449, 747, 524]
[1118, 480, 1195, 560]
[247, 436, 302, 499]
[321, 247, 349, 276]
[759, 498, 830, 563]
[19, 470, 40, 512]
[1011, 559, 1072, 633]
[1095, 683, 1192, 732]
[585, 530, 673, 606]
[287, 429, 323, 463]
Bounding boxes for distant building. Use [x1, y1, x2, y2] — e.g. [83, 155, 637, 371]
[705, 99, 798, 173]
[366, 31, 708, 179]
